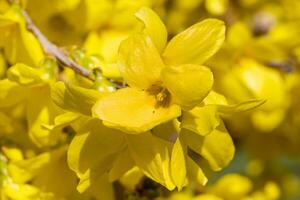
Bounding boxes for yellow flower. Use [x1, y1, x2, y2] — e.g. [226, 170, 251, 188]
[218, 58, 288, 132]
[0, 4, 44, 66]
[51, 82, 177, 190]
[93, 7, 226, 133]
[0, 62, 66, 147]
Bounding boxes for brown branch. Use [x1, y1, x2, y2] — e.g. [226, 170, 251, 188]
[8, 0, 94, 81]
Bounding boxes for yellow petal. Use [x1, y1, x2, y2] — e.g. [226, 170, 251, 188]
[32, 147, 77, 197]
[3, 183, 55, 199]
[127, 132, 175, 190]
[0, 79, 26, 108]
[2, 146, 23, 162]
[205, 0, 229, 16]
[210, 173, 253, 199]
[196, 194, 222, 200]
[108, 147, 134, 182]
[118, 33, 165, 89]
[68, 119, 126, 177]
[186, 157, 208, 186]
[26, 86, 63, 147]
[152, 120, 180, 142]
[9, 151, 50, 183]
[51, 81, 103, 116]
[171, 138, 187, 190]
[7, 63, 43, 86]
[181, 105, 220, 136]
[93, 87, 181, 133]
[119, 167, 144, 191]
[217, 99, 266, 115]
[251, 109, 285, 132]
[135, 7, 167, 53]
[82, 174, 115, 200]
[162, 64, 213, 108]
[203, 90, 228, 105]
[0, 5, 44, 66]
[182, 122, 234, 171]
[42, 112, 81, 131]
[163, 19, 225, 66]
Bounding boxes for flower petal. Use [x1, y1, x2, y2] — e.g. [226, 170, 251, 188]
[186, 157, 207, 186]
[68, 119, 126, 177]
[26, 86, 63, 147]
[200, 124, 234, 171]
[162, 64, 213, 108]
[92, 87, 181, 133]
[135, 7, 168, 53]
[118, 33, 165, 89]
[182, 122, 234, 171]
[0, 79, 26, 108]
[217, 99, 266, 115]
[7, 63, 43, 86]
[170, 138, 187, 190]
[163, 19, 225, 66]
[181, 105, 221, 136]
[127, 132, 175, 190]
[51, 82, 103, 116]
[108, 147, 134, 182]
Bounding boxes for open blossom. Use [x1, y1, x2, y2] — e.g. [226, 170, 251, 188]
[92, 7, 225, 133]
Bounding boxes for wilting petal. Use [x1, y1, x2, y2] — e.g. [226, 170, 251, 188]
[93, 87, 181, 133]
[135, 7, 167, 53]
[163, 19, 225, 66]
[162, 64, 213, 108]
[118, 34, 165, 89]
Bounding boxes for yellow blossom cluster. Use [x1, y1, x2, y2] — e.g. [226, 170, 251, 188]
[0, 0, 300, 200]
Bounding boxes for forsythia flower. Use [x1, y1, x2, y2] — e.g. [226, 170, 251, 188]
[50, 7, 263, 193]
[92, 7, 225, 133]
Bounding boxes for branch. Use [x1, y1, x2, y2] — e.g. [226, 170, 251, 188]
[9, 0, 94, 80]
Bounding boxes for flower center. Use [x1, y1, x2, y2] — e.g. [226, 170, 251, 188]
[147, 84, 171, 108]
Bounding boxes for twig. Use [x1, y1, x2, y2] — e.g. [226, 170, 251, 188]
[8, 0, 94, 81]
